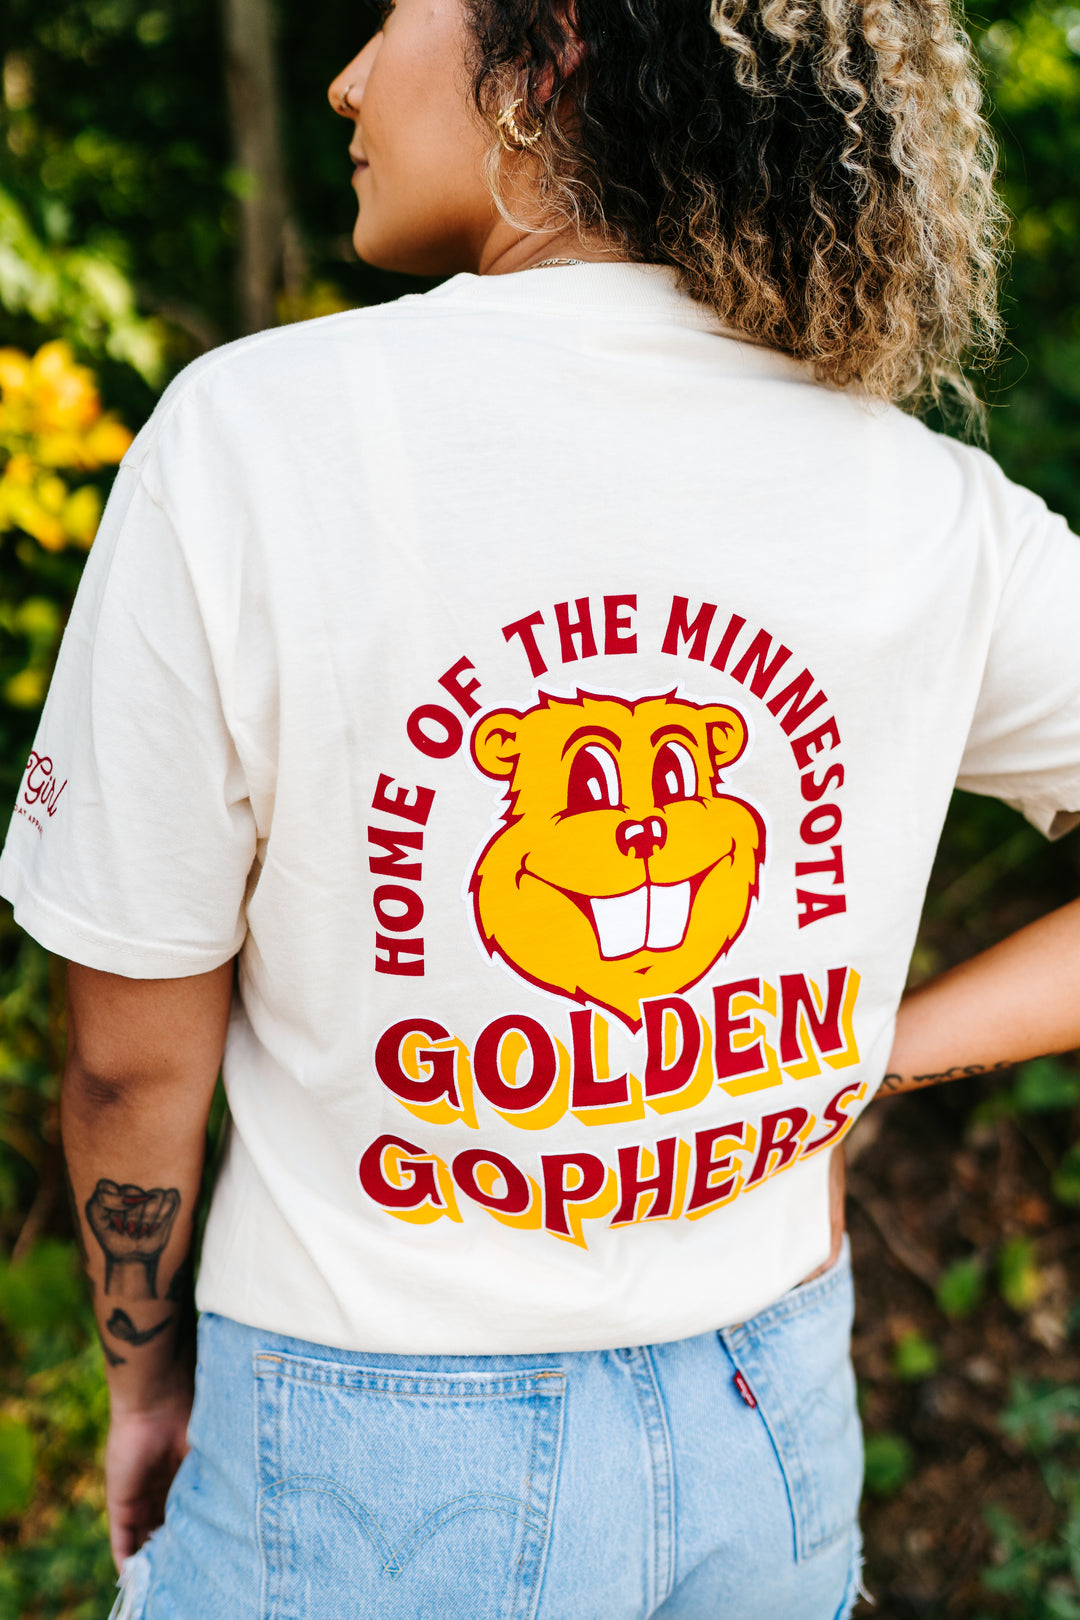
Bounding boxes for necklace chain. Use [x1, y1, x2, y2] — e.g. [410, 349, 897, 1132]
[528, 257, 586, 270]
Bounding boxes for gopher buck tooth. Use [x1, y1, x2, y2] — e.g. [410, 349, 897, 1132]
[588, 879, 693, 958]
[646, 878, 692, 950]
[590, 887, 648, 959]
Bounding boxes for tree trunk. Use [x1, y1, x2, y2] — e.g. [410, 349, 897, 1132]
[222, 0, 288, 334]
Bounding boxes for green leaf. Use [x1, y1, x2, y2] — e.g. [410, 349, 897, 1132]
[0, 1414, 34, 1519]
[0, 1239, 89, 1370]
[1013, 1057, 1080, 1113]
[937, 1255, 986, 1320]
[863, 1431, 914, 1496]
[892, 1328, 941, 1381]
[1000, 1236, 1044, 1312]
[999, 1378, 1080, 1453]
[1055, 1143, 1080, 1207]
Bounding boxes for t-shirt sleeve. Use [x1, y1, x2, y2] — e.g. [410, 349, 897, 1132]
[0, 447, 257, 976]
[955, 449, 1080, 839]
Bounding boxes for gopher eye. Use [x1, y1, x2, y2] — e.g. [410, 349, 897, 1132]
[652, 741, 698, 806]
[565, 744, 622, 815]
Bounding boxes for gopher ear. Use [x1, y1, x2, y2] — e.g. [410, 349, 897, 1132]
[705, 707, 749, 776]
[471, 711, 525, 780]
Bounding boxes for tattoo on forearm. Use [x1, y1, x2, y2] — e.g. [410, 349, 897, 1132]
[106, 1308, 174, 1347]
[84, 1179, 181, 1298]
[98, 1329, 126, 1368]
[879, 1060, 1013, 1094]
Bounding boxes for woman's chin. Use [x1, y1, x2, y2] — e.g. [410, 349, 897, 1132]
[352, 226, 476, 278]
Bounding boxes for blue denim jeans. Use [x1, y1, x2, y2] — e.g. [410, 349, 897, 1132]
[111, 1243, 862, 1620]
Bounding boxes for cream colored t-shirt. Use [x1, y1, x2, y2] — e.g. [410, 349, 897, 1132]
[4, 264, 1080, 1352]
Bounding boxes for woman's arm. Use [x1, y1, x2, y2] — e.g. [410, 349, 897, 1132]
[61, 960, 233, 1567]
[884, 895, 1080, 1095]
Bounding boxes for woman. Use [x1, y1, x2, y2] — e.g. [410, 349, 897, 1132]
[4, 0, 1080, 1615]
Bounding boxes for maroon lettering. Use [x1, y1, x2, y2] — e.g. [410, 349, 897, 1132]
[569, 1008, 630, 1108]
[359, 1135, 444, 1209]
[371, 774, 435, 826]
[612, 1138, 678, 1223]
[686, 1121, 747, 1213]
[661, 596, 716, 660]
[709, 612, 746, 672]
[438, 657, 483, 717]
[745, 1107, 809, 1187]
[643, 997, 701, 1097]
[795, 845, 844, 885]
[554, 597, 598, 662]
[23, 752, 67, 817]
[374, 934, 424, 976]
[603, 594, 637, 654]
[799, 803, 842, 844]
[791, 717, 841, 770]
[474, 1015, 558, 1112]
[799, 762, 845, 802]
[713, 979, 766, 1081]
[729, 630, 792, 699]
[767, 670, 828, 736]
[804, 1082, 864, 1154]
[502, 610, 548, 676]
[368, 826, 423, 880]
[406, 704, 464, 759]
[374, 1019, 459, 1106]
[779, 968, 850, 1062]
[373, 885, 424, 933]
[797, 890, 847, 927]
[541, 1152, 607, 1237]
[453, 1149, 532, 1215]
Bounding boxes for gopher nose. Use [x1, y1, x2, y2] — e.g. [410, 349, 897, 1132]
[616, 817, 666, 861]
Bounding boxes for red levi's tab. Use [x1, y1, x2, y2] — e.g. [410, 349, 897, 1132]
[733, 1369, 757, 1409]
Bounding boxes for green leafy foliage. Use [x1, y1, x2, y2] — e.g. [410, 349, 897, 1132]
[937, 1253, 987, 1319]
[981, 1381, 1080, 1617]
[0, 1412, 34, 1519]
[891, 1327, 942, 1381]
[864, 1431, 915, 1496]
[0, 1239, 91, 1372]
[1001, 1237, 1047, 1313]
[1013, 1058, 1080, 1115]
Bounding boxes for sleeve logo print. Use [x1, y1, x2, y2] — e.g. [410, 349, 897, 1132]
[470, 691, 765, 1029]
[14, 750, 67, 835]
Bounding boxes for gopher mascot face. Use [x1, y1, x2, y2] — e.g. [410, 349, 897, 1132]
[469, 691, 766, 1028]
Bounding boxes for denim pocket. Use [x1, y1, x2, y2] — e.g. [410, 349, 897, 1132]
[720, 1252, 863, 1561]
[254, 1353, 565, 1620]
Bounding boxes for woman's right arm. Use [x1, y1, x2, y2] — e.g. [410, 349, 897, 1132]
[62, 960, 233, 1566]
[884, 894, 1080, 1095]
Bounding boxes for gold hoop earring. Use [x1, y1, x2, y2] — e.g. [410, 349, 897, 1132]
[495, 96, 544, 151]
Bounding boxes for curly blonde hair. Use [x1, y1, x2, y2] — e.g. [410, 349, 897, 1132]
[467, 0, 1006, 425]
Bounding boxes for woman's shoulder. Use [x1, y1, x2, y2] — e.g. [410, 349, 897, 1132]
[122, 293, 442, 472]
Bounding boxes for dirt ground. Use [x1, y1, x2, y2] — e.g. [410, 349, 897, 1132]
[847, 1075, 1080, 1618]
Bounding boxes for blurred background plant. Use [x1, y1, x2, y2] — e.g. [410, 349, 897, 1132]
[0, 0, 1077, 1613]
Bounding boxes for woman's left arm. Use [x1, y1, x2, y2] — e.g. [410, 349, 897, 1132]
[885, 896, 1080, 1095]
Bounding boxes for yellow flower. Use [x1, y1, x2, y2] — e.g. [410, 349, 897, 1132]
[0, 349, 31, 397]
[28, 341, 100, 435]
[3, 669, 48, 710]
[0, 342, 133, 550]
[84, 416, 133, 466]
[62, 486, 102, 547]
